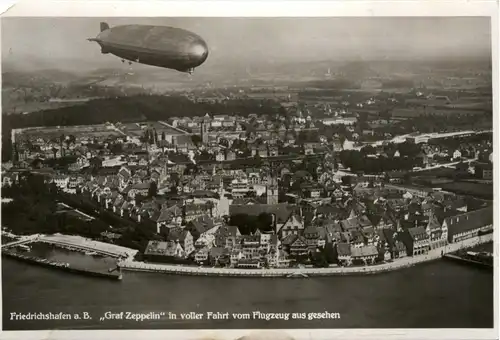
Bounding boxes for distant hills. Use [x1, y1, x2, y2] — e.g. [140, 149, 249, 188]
[2, 57, 492, 115]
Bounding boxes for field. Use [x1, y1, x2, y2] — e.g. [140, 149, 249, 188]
[14, 120, 187, 143]
[14, 124, 122, 141]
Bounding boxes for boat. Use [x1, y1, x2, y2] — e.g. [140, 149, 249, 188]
[443, 252, 493, 270]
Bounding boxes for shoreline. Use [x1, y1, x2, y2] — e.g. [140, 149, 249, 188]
[118, 233, 493, 278]
[2, 232, 493, 278]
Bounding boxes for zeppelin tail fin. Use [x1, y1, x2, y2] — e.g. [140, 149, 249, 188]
[100, 22, 110, 32]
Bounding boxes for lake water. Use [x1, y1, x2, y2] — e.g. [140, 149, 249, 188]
[2, 243, 494, 330]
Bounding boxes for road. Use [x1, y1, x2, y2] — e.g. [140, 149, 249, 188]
[412, 157, 477, 172]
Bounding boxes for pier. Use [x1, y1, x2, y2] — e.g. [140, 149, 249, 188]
[2, 250, 122, 281]
[1, 234, 39, 249]
[35, 234, 138, 259]
[1, 239, 33, 249]
[37, 239, 124, 258]
[2, 236, 126, 259]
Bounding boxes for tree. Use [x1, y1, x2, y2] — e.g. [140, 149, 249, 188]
[148, 130, 155, 144]
[148, 181, 158, 197]
[170, 172, 180, 187]
[361, 145, 376, 156]
[87, 219, 108, 238]
[257, 212, 274, 233]
[297, 131, 308, 145]
[161, 131, 166, 141]
[31, 158, 43, 169]
[191, 135, 202, 147]
[229, 213, 259, 235]
[324, 243, 337, 264]
[251, 155, 263, 168]
[110, 143, 123, 154]
[341, 176, 353, 186]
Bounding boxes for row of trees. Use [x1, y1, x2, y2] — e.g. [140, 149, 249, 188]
[229, 213, 275, 235]
[340, 152, 422, 173]
[376, 111, 492, 136]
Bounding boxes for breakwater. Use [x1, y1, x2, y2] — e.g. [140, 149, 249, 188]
[119, 233, 493, 278]
[1, 250, 122, 281]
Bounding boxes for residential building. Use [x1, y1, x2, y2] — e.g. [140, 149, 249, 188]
[400, 226, 430, 256]
[167, 227, 195, 257]
[350, 245, 378, 265]
[336, 243, 352, 266]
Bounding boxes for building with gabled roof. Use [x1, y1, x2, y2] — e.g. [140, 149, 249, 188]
[426, 213, 447, 249]
[214, 224, 241, 247]
[303, 225, 328, 249]
[278, 212, 305, 239]
[336, 243, 352, 265]
[288, 235, 309, 257]
[400, 226, 430, 256]
[185, 215, 221, 241]
[350, 244, 378, 265]
[167, 227, 195, 257]
[144, 240, 185, 259]
[380, 228, 407, 259]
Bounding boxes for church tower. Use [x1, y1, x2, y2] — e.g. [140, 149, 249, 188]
[201, 121, 209, 144]
[266, 176, 279, 205]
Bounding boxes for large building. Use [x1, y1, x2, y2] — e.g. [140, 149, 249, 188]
[444, 206, 493, 243]
[322, 117, 357, 126]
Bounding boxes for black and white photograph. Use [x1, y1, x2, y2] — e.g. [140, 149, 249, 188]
[0, 1, 497, 339]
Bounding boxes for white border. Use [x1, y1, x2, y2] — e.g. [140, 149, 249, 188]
[0, 1, 498, 340]
[0, 0, 498, 17]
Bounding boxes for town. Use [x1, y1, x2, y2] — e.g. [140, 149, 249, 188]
[1, 87, 494, 271]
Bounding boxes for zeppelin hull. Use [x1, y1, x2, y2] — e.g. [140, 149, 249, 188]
[91, 24, 209, 72]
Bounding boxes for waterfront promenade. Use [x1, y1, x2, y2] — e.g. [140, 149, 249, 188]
[118, 233, 494, 278]
[2, 231, 493, 278]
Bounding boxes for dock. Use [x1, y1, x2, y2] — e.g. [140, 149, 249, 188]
[2, 250, 122, 281]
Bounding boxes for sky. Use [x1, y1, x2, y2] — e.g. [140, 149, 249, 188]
[1, 17, 492, 72]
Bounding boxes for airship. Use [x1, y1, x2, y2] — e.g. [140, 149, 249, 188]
[88, 22, 209, 74]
